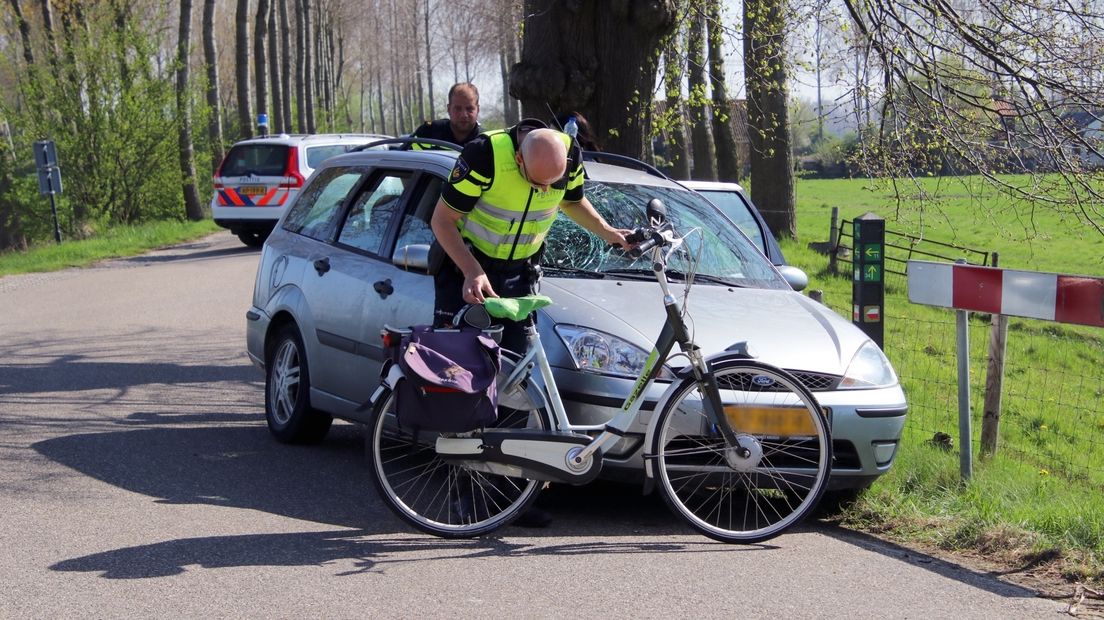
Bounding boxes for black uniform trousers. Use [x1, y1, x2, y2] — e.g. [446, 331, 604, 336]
[433, 245, 541, 355]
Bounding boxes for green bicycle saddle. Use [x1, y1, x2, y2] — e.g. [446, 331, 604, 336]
[484, 295, 553, 321]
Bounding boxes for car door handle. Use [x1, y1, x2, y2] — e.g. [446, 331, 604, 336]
[373, 279, 393, 299]
[313, 257, 330, 275]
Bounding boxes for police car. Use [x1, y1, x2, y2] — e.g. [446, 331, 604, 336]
[211, 133, 390, 246]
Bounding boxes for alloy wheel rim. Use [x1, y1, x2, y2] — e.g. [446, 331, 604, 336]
[270, 340, 300, 425]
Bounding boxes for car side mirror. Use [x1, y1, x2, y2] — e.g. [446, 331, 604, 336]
[777, 265, 808, 292]
[392, 244, 430, 272]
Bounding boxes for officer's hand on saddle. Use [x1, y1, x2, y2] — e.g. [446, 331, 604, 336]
[463, 273, 498, 304]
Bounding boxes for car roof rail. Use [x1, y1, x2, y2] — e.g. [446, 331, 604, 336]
[581, 151, 670, 180]
[350, 137, 464, 152]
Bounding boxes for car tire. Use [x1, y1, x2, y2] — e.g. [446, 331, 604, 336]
[265, 324, 333, 444]
[237, 231, 267, 248]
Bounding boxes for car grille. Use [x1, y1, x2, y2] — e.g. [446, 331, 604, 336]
[716, 370, 842, 393]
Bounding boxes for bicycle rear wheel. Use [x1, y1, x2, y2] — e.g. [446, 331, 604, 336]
[366, 361, 549, 538]
[651, 358, 831, 543]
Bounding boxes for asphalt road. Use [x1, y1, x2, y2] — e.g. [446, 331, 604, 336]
[0, 231, 1064, 618]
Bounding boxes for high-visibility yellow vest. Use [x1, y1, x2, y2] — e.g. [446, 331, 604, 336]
[457, 129, 577, 261]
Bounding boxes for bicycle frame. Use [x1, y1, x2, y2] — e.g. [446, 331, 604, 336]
[499, 249, 745, 473]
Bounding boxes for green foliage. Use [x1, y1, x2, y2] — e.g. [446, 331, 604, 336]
[0, 4, 214, 250]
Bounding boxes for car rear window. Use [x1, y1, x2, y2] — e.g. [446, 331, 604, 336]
[305, 144, 355, 169]
[219, 144, 289, 177]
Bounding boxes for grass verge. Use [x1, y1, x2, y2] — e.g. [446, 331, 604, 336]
[0, 219, 221, 277]
[790, 175, 1104, 587]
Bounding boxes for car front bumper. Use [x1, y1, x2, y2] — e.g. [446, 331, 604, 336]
[551, 367, 907, 490]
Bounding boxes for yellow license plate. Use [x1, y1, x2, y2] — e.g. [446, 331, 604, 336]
[723, 405, 817, 436]
[240, 185, 266, 196]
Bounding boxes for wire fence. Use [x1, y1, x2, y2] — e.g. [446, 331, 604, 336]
[821, 221, 1104, 490]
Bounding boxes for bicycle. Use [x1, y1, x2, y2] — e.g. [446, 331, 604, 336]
[365, 198, 832, 543]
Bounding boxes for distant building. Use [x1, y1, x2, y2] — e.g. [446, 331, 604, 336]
[1061, 109, 1104, 170]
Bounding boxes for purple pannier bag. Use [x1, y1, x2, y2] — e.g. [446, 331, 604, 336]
[395, 326, 501, 432]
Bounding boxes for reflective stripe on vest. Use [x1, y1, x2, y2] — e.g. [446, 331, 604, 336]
[458, 129, 572, 260]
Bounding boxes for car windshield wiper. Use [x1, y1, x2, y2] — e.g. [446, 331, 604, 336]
[603, 268, 744, 287]
[599, 268, 657, 281]
[540, 265, 607, 279]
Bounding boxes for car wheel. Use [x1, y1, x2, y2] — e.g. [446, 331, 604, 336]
[265, 324, 333, 443]
[237, 232, 267, 248]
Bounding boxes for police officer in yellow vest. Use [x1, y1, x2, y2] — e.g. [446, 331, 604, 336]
[431, 118, 632, 352]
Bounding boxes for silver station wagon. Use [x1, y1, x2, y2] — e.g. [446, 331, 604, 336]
[245, 142, 908, 495]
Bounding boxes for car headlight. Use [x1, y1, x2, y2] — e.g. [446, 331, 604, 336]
[554, 324, 676, 380]
[839, 341, 899, 389]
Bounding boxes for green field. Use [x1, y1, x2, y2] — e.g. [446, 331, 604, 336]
[788, 176, 1104, 581]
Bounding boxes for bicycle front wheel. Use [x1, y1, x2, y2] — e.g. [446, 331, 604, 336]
[651, 359, 831, 543]
[366, 368, 550, 538]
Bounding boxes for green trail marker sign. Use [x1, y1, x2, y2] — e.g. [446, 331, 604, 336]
[852, 213, 885, 348]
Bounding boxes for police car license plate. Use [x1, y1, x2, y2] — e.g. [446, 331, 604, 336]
[240, 185, 266, 196]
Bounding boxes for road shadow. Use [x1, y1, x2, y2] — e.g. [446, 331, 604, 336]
[103, 243, 259, 267]
[49, 528, 755, 580]
[819, 523, 1045, 600]
[0, 329, 257, 397]
[33, 424, 730, 535]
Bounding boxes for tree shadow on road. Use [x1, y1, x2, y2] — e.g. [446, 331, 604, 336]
[36, 423, 796, 579]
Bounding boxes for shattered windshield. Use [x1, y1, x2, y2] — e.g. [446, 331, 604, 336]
[542, 181, 788, 290]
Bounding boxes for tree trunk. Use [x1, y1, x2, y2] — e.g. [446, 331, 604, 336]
[687, 6, 716, 180]
[413, 1, 426, 123]
[177, 0, 205, 221]
[376, 65, 386, 135]
[278, 0, 293, 133]
[498, 1, 520, 126]
[424, 0, 435, 119]
[707, 0, 740, 182]
[39, 0, 60, 70]
[236, 0, 254, 138]
[254, 0, 271, 134]
[510, 0, 677, 157]
[744, 0, 796, 238]
[268, 0, 282, 132]
[301, 0, 315, 132]
[9, 0, 36, 65]
[295, 0, 307, 131]
[202, 0, 224, 174]
[663, 26, 691, 179]
[312, 6, 324, 127]
[110, 1, 131, 90]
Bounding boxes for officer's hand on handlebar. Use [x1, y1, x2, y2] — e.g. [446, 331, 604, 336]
[604, 228, 636, 251]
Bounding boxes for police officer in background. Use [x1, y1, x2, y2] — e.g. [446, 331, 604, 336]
[411, 82, 483, 148]
[430, 118, 632, 354]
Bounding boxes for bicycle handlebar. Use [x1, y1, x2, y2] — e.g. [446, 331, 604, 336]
[627, 223, 673, 259]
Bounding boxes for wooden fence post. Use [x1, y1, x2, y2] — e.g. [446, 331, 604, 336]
[981, 252, 1008, 457]
[828, 207, 839, 274]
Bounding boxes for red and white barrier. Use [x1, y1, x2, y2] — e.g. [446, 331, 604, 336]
[908, 260, 1104, 327]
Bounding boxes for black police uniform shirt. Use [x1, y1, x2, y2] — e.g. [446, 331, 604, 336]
[411, 118, 484, 147]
